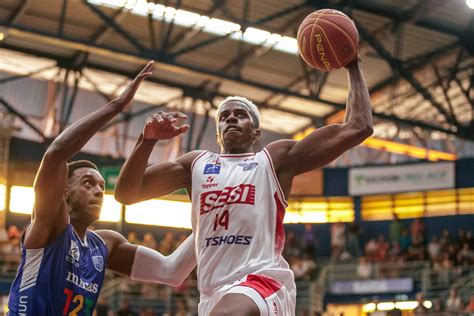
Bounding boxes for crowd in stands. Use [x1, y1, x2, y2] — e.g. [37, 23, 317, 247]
[0, 218, 472, 315]
[325, 214, 474, 269]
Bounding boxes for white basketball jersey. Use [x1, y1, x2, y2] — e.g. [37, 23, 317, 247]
[191, 149, 295, 295]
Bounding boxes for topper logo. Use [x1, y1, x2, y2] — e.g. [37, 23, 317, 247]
[200, 184, 255, 214]
[315, 34, 332, 70]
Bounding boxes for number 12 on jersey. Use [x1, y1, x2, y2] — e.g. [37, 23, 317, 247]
[213, 210, 229, 231]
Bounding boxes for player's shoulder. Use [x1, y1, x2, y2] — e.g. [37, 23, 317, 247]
[177, 150, 207, 169]
[264, 139, 296, 168]
[94, 229, 126, 251]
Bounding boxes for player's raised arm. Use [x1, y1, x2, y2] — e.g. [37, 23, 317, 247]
[115, 111, 198, 205]
[267, 58, 373, 176]
[97, 230, 196, 287]
[29, 61, 154, 246]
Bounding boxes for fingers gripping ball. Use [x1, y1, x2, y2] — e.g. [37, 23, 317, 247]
[297, 9, 359, 71]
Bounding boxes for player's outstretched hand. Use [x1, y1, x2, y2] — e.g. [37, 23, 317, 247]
[112, 60, 155, 111]
[144, 111, 190, 140]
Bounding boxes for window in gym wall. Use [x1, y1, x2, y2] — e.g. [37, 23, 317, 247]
[285, 197, 354, 223]
[98, 194, 122, 222]
[8, 186, 121, 222]
[10, 186, 34, 214]
[125, 199, 192, 229]
[458, 187, 474, 214]
[362, 188, 474, 220]
[0, 184, 5, 211]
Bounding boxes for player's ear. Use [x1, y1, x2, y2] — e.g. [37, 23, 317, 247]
[254, 128, 261, 139]
[64, 183, 71, 200]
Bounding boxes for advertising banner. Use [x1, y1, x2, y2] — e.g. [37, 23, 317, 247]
[329, 278, 414, 295]
[349, 162, 455, 195]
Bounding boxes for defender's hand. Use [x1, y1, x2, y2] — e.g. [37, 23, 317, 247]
[144, 111, 189, 140]
[112, 61, 155, 111]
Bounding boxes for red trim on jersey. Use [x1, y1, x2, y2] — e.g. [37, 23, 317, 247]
[262, 148, 288, 206]
[191, 151, 208, 172]
[274, 192, 286, 256]
[220, 153, 255, 158]
[238, 274, 283, 299]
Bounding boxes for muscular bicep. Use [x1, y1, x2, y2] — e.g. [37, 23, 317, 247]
[118, 150, 201, 204]
[98, 230, 138, 276]
[139, 161, 190, 200]
[276, 124, 366, 175]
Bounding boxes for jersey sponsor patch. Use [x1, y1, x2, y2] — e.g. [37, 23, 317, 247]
[68, 240, 80, 262]
[92, 255, 104, 272]
[200, 184, 255, 214]
[203, 235, 253, 247]
[204, 163, 221, 174]
[238, 162, 258, 171]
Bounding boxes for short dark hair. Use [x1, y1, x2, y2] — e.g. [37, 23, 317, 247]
[67, 160, 99, 179]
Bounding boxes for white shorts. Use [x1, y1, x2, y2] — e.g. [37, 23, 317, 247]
[198, 274, 296, 316]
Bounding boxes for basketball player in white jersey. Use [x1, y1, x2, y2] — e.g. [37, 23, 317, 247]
[115, 57, 373, 315]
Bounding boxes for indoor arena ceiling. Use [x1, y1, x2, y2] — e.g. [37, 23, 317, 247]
[0, 0, 473, 160]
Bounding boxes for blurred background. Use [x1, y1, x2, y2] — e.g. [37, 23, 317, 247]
[0, 0, 473, 315]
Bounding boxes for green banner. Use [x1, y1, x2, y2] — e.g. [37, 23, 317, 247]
[99, 166, 121, 191]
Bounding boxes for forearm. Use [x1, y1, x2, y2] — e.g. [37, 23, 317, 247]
[46, 101, 122, 161]
[115, 133, 156, 204]
[131, 236, 196, 286]
[344, 61, 373, 133]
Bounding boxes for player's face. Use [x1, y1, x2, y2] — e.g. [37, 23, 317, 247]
[216, 102, 260, 153]
[67, 168, 105, 223]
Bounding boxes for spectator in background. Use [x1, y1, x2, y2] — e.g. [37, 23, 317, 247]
[365, 237, 378, 261]
[142, 232, 158, 250]
[399, 227, 411, 253]
[456, 229, 466, 248]
[466, 230, 473, 249]
[374, 234, 389, 262]
[413, 292, 429, 315]
[95, 297, 112, 316]
[427, 236, 441, 261]
[446, 288, 462, 312]
[127, 231, 140, 244]
[356, 256, 372, 279]
[465, 296, 474, 313]
[389, 213, 403, 243]
[283, 231, 300, 258]
[302, 224, 317, 257]
[290, 257, 307, 280]
[439, 229, 451, 250]
[290, 255, 316, 281]
[387, 241, 401, 261]
[458, 242, 474, 266]
[430, 298, 443, 314]
[410, 218, 424, 245]
[347, 222, 362, 258]
[7, 225, 20, 242]
[158, 232, 174, 255]
[406, 239, 425, 261]
[117, 300, 138, 316]
[330, 222, 346, 261]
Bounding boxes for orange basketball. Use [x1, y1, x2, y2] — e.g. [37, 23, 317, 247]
[297, 9, 359, 71]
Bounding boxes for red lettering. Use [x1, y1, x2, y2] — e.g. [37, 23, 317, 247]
[200, 184, 255, 215]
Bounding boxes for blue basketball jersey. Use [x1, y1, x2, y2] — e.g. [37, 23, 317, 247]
[8, 224, 108, 315]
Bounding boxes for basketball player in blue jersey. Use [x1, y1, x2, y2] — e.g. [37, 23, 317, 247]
[7, 61, 196, 315]
[116, 57, 373, 315]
